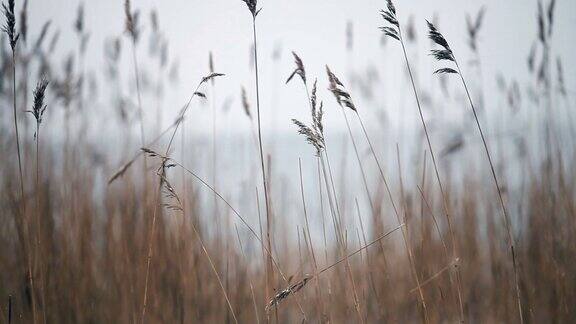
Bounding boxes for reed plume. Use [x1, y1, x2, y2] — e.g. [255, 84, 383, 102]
[427, 19, 524, 324]
[289, 56, 364, 321]
[2, 0, 18, 50]
[326, 65, 376, 220]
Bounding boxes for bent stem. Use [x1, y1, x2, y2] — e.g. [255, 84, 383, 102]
[140, 80, 205, 324]
[11, 48, 37, 324]
[398, 26, 464, 322]
[251, 16, 274, 307]
[454, 59, 524, 324]
[190, 210, 239, 324]
[11, 52, 25, 203]
[353, 110, 428, 322]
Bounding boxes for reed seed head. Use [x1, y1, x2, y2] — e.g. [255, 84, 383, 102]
[241, 0, 261, 19]
[201, 72, 225, 85]
[266, 275, 312, 311]
[427, 20, 458, 75]
[286, 51, 306, 85]
[124, 0, 140, 42]
[292, 77, 325, 157]
[28, 77, 49, 126]
[326, 65, 356, 111]
[2, 0, 19, 50]
[379, 0, 400, 41]
[292, 118, 324, 156]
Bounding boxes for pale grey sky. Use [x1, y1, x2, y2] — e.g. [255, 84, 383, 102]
[25, 0, 576, 137]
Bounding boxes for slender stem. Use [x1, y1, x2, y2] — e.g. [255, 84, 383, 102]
[190, 213, 238, 324]
[211, 80, 219, 238]
[316, 157, 329, 263]
[398, 27, 464, 322]
[131, 39, 146, 152]
[140, 82, 203, 324]
[319, 153, 343, 246]
[252, 18, 275, 306]
[354, 112, 428, 321]
[252, 18, 270, 226]
[337, 109, 378, 323]
[417, 186, 449, 261]
[172, 160, 286, 280]
[455, 59, 524, 324]
[108, 117, 180, 184]
[316, 224, 404, 277]
[35, 123, 47, 324]
[12, 53, 25, 201]
[396, 145, 428, 323]
[298, 158, 323, 314]
[130, 44, 153, 320]
[410, 259, 460, 293]
[340, 107, 375, 215]
[234, 225, 260, 324]
[129, 38, 150, 220]
[303, 85, 343, 245]
[354, 113, 401, 232]
[140, 172, 162, 324]
[12, 50, 37, 324]
[173, 158, 307, 318]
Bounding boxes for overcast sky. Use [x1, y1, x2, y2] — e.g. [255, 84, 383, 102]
[24, 0, 576, 137]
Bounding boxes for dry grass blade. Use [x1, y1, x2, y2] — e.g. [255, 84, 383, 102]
[266, 224, 404, 312]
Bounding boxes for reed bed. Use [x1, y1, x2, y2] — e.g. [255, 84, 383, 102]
[0, 0, 574, 323]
